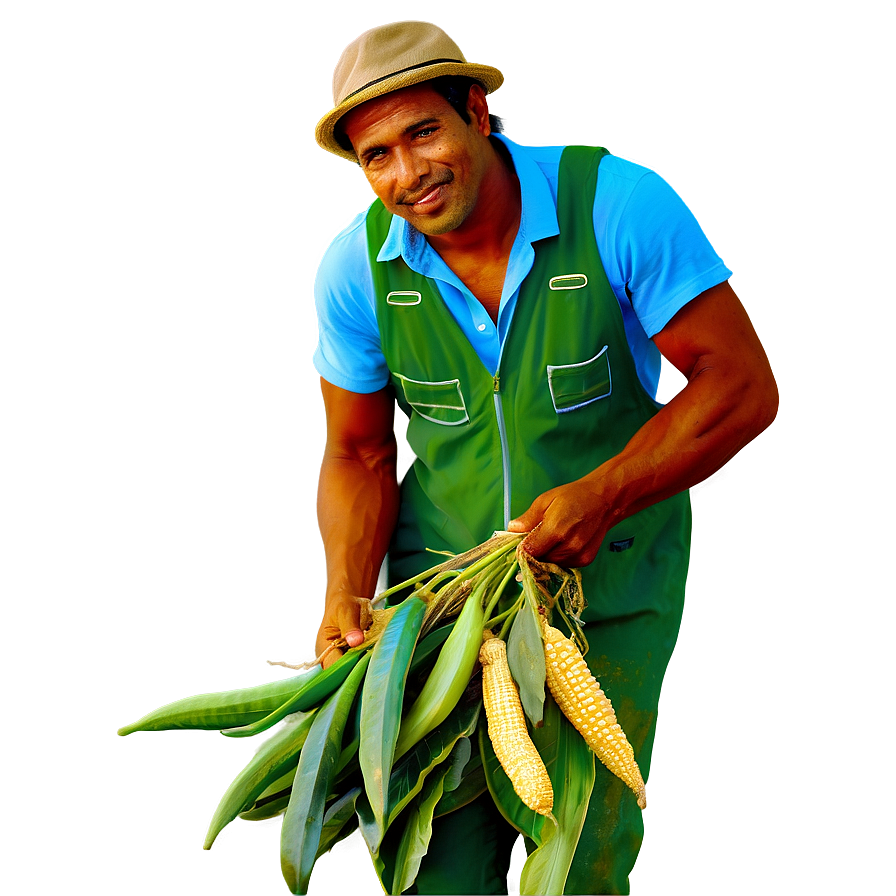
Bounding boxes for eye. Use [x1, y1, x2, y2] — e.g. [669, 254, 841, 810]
[414, 126, 438, 139]
[362, 147, 388, 167]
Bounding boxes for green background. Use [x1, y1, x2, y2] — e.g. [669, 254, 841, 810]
[3, 2, 890, 894]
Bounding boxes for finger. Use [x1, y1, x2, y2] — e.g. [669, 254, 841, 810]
[315, 624, 343, 666]
[520, 520, 563, 560]
[320, 644, 344, 670]
[543, 528, 605, 568]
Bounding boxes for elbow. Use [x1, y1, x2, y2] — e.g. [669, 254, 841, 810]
[323, 432, 399, 479]
[359, 437, 399, 477]
[743, 367, 779, 442]
[764, 386, 779, 432]
[757, 366, 779, 432]
[347, 429, 399, 479]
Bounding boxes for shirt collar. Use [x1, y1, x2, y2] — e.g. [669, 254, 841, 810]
[376, 134, 559, 264]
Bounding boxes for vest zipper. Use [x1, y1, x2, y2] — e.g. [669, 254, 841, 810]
[493, 373, 512, 527]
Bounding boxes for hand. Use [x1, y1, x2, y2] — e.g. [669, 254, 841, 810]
[315, 593, 366, 669]
[507, 477, 620, 568]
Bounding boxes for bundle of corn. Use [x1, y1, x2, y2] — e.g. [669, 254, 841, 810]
[117, 532, 647, 895]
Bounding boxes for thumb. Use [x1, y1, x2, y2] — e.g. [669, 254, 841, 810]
[508, 505, 541, 534]
[336, 600, 365, 648]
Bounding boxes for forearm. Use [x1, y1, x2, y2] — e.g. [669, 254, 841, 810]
[314, 380, 400, 661]
[317, 444, 400, 608]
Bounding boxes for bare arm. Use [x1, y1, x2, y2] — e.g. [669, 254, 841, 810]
[315, 378, 400, 666]
[508, 281, 779, 565]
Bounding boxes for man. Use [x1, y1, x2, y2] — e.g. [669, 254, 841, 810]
[311, 20, 777, 895]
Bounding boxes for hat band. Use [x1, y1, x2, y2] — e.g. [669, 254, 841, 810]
[341, 58, 464, 103]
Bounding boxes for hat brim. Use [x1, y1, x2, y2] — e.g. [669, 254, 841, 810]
[315, 61, 504, 162]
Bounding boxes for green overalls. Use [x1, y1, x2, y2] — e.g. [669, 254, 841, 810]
[367, 146, 691, 895]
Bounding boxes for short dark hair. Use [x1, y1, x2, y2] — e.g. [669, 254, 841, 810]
[429, 75, 485, 124]
[335, 75, 504, 155]
[428, 75, 504, 135]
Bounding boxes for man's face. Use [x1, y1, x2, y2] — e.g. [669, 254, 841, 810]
[340, 83, 493, 237]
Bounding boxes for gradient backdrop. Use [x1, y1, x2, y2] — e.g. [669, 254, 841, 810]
[3, 2, 891, 894]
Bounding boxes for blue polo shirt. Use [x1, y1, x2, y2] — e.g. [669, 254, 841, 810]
[313, 135, 731, 397]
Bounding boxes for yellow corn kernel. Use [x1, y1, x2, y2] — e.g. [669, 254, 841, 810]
[540, 618, 647, 809]
[480, 636, 554, 816]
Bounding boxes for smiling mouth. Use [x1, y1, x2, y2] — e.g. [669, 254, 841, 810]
[400, 173, 454, 208]
[412, 186, 443, 209]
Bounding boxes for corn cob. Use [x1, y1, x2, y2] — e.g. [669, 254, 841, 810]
[480, 635, 554, 816]
[540, 617, 647, 809]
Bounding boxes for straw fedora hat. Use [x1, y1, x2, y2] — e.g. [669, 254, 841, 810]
[315, 21, 504, 162]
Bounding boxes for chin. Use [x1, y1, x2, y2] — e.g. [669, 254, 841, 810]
[413, 217, 460, 236]
[408, 203, 474, 237]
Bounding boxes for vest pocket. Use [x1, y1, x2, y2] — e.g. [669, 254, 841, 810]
[547, 346, 612, 413]
[395, 373, 469, 426]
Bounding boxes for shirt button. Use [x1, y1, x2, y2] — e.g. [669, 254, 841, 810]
[477, 323, 487, 332]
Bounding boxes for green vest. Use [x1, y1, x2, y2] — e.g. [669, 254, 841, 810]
[366, 146, 691, 622]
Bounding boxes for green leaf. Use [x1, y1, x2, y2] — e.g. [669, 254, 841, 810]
[386, 681, 481, 828]
[357, 680, 481, 858]
[354, 787, 375, 839]
[222, 649, 365, 738]
[432, 750, 487, 818]
[389, 744, 461, 895]
[238, 763, 300, 820]
[360, 597, 427, 847]
[280, 651, 371, 895]
[507, 595, 546, 727]
[519, 696, 595, 896]
[359, 796, 411, 894]
[315, 787, 362, 858]
[442, 735, 472, 792]
[408, 621, 454, 675]
[393, 583, 488, 760]
[252, 764, 299, 803]
[117, 667, 322, 735]
[238, 791, 290, 821]
[332, 690, 364, 787]
[204, 709, 317, 848]
[364, 734, 470, 896]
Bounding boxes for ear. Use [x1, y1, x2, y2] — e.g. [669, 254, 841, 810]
[466, 83, 491, 137]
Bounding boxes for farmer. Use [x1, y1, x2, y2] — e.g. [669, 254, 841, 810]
[311, 20, 777, 895]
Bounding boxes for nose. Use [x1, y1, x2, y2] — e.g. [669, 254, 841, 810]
[393, 146, 429, 191]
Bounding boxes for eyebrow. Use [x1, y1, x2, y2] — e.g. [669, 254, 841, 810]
[403, 117, 440, 136]
[359, 117, 442, 163]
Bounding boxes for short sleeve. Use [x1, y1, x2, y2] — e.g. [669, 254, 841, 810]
[596, 159, 732, 338]
[312, 212, 391, 394]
